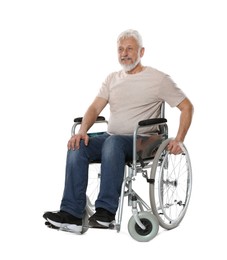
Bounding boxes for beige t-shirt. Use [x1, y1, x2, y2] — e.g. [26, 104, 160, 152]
[97, 66, 186, 135]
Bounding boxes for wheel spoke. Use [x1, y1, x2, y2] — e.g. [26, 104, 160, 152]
[150, 139, 192, 229]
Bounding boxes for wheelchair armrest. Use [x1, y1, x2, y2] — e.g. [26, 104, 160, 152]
[71, 116, 107, 136]
[138, 118, 167, 127]
[74, 116, 106, 123]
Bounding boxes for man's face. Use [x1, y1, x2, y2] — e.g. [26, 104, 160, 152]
[118, 37, 143, 72]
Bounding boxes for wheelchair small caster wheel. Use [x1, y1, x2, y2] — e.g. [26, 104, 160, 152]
[128, 212, 159, 242]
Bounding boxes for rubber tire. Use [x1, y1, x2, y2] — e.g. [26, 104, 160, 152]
[128, 211, 159, 242]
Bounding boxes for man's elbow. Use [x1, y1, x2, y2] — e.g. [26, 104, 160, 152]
[179, 98, 194, 115]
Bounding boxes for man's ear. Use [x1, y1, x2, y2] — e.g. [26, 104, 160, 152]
[140, 47, 145, 58]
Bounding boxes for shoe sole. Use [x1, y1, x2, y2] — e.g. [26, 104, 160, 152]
[89, 219, 115, 229]
[47, 218, 82, 233]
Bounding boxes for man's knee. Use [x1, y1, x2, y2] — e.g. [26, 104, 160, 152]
[67, 140, 88, 163]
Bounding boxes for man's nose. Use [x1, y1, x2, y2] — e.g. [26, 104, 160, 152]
[122, 49, 128, 56]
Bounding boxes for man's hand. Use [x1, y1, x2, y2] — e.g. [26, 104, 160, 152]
[67, 133, 89, 150]
[167, 139, 183, 155]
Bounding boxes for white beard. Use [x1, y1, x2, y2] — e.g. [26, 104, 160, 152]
[121, 56, 141, 72]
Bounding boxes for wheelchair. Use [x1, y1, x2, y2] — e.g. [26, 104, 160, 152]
[71, 103, 192, 242]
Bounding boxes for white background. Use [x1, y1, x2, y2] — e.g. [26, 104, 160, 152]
[0, 0, 226, 259]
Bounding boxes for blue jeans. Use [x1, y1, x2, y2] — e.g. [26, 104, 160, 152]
[60, 133, 133, 218]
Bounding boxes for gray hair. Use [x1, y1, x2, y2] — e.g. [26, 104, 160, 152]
[117, 29, 143, 48]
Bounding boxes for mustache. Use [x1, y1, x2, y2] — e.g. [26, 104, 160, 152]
[121, 57, 132, 61]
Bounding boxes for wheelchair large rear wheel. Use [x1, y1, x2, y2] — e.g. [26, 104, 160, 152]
[149, 138, 192, 229]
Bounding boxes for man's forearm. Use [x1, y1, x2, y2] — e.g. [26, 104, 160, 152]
[176, 100, 194, 142]
[79, 107, 98, 134]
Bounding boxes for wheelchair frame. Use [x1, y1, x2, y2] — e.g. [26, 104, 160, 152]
[71, 104, 192, 242]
